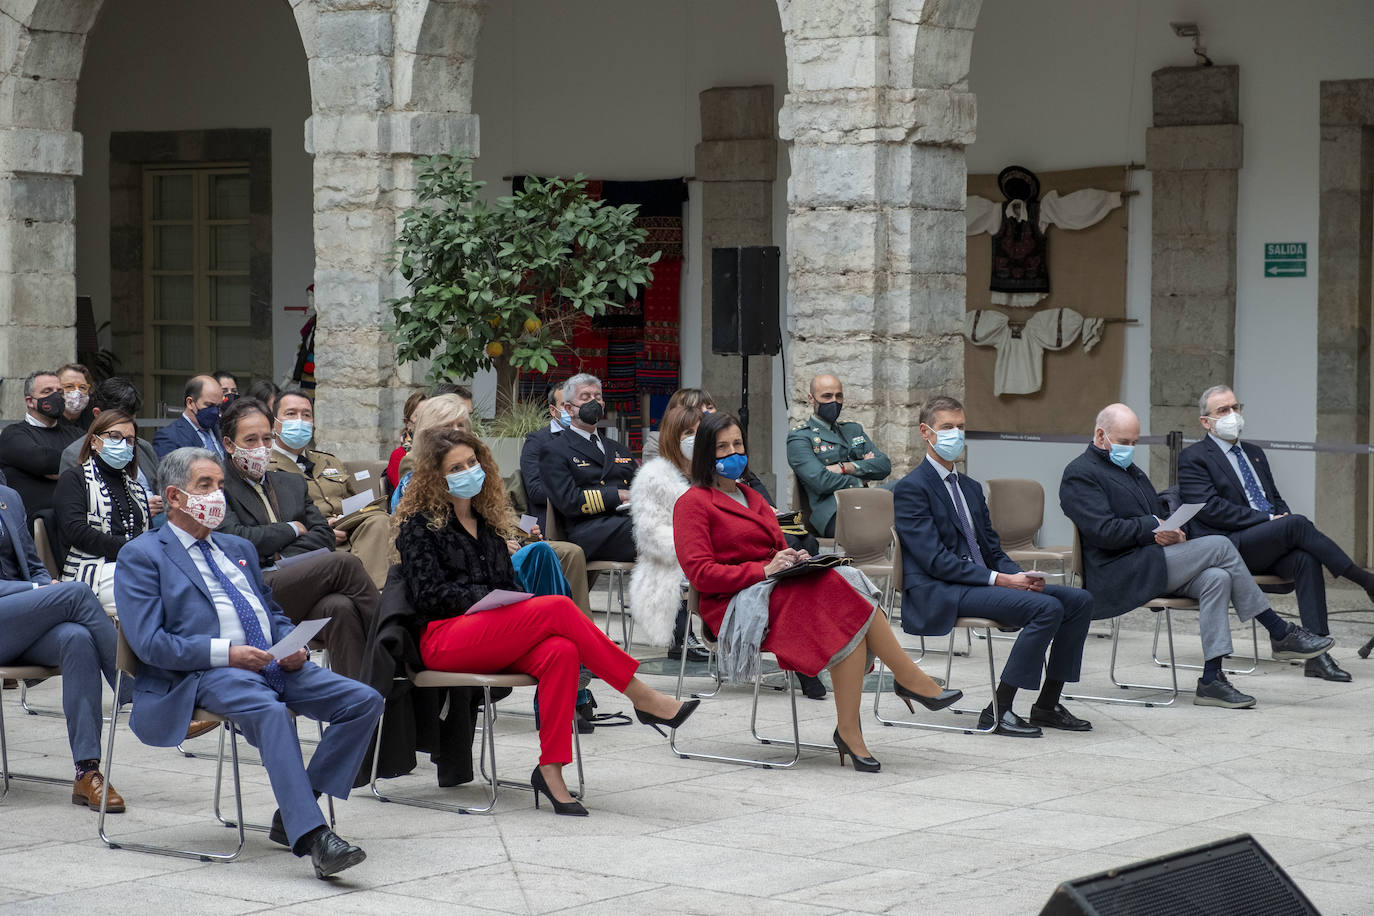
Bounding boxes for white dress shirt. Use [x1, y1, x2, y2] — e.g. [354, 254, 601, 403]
[1210, 433, 1267, 512]
[569, 423, 604, 454]
[926, 455, 999, 585]
[169, 523, 274, 667]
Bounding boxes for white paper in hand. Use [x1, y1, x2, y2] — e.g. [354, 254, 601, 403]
[518, 515, 538, 534]
[1154, 503, 1205, 532]
[267, 617, 330, 659]
[340, 489, 376, 516]
[466, 589, 534, 614]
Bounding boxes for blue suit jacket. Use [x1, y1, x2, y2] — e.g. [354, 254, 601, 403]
[114, 524, 294, 747]
[893, 460, 1021, 636]
[1058, 445, 1168, 618]
[0, 485, 55, 594]
[520, 425, 559, 529]
[1177, 437, 1290, 538]
[153, 416, 223, 459]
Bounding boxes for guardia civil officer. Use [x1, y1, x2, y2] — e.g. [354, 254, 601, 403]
[786, 374, 891, 538]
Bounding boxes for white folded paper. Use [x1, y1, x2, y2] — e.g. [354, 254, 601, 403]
[340, 489, 376, 517]
[518, 514, 538, 534]
[267, 617, 331, 659]
[1154, 503, 1205, 532]
[466, 589, 534, 614]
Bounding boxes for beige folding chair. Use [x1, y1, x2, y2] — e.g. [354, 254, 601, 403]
[0, 663, 67, 801]
[1061, 527, 1180, 707]
[833, 487, 896, 610]
[1149, 575, 1285, 676]
[370, 670, 583, 814]
[32, 516, 60, 578]
[100, 624, 331, 862]
[545, 501, 635, 646]
[872, 530, 1010, 734]
[341, 459, 388, 497]
[986, 479, 1073, 581]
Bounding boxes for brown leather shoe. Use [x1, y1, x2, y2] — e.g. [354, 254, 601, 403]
[72, 771, 124, 813]
[185, 719, 220, 740]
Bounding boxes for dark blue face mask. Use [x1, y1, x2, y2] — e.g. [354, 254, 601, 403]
[194, 404, 221, 429]
[715, 452, 748, 480]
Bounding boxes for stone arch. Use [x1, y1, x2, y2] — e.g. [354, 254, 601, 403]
[772, 0, 980, 471]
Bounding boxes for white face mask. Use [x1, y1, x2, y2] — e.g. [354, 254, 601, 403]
[232, 445, 271, 479]
[1212, 411, 1244, 441]
[680, 434, 696, 460]
[176, 487, 227, 530]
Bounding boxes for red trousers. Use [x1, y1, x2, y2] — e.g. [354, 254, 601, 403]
[420, 595, 639, 765]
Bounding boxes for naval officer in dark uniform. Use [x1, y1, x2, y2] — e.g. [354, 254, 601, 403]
[540, 373, 637, 562]
[786, 373, 891, 538]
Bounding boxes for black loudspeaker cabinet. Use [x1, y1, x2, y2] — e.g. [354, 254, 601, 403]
[710, 246, 781, 357]
[1040, 834, 1321, 916]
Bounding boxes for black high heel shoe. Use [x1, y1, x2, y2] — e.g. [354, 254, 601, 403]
[894, 681, 963, 713]
[635, 698, 701, 737]
[832, 729, 881, 773]
[531, 766, 588, 817]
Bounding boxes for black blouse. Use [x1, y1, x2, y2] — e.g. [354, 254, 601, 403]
[53, 458, 147, 562]
[396, 506, 518, 626]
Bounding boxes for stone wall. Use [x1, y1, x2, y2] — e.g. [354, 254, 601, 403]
[777, 0, 979, 477]
[1145, 65, 1242, 483]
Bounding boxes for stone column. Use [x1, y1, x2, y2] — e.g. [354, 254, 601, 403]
[778, 0, 978, 475]
[696, 85, 778, 488]
[0, 128, 83, 417]
[1315, 80, 1374, 560]
[1145, 65, 1242, 481]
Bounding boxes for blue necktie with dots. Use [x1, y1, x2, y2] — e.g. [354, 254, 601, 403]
[194, 539, 285, 693]
[1230, 444, 1273, 515]
[947, 473, 987, 566]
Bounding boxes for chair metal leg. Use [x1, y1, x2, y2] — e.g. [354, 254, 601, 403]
[751, 671, 833, 752]
[1, 679, 80, 800]
[18, 681, 61, 718]
[874, 626, 1000, 734]
[99, 671, 246, 862]
[670, 660, 803, 768]
[1153, 616, 1259, 675]
[1064, 612, 1180, 707]
[673, 621, 723, 701]
[214, 716, 333, 831]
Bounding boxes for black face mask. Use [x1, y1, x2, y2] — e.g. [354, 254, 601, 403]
[815, 400, 842, 424]
[34, 393, 65, 420]
[577, 400, 604, 425]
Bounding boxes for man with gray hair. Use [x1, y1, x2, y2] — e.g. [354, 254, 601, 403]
[539, 374, 637, 561]
[1060, 403, 1332, 709]
[116, 447, 382, 878]
[1178, 385, 1371, 682]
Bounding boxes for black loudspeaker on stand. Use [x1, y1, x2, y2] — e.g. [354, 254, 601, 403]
[711, 246, 781, 440]
[1040, 834, 1321, 916]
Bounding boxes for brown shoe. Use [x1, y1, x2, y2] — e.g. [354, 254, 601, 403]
[185, 719, 220, 740]
[72, 770, 124, 813]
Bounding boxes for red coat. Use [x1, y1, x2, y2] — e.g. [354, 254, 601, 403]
[673, 483, 876, 676]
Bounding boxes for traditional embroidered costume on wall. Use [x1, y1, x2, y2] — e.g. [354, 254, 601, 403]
[963, 307, 1104, 396]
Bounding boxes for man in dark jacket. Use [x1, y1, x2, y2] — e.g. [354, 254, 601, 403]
[1060, 403, 1332, 709]
[520, 382, 567, 531]
[0, 370, 83, 520]
[1178, 385, 1371, 682]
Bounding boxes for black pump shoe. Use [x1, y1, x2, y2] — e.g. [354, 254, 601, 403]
[894, 681, 963, 713]
[635, 698, 701, 737]
[832, 729, 881, 773]
[531, 767, 588, 817]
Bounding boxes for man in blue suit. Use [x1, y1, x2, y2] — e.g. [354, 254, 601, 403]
[152, 375, 226, 459]
[1061, 403, 1332, 710]
[1179, 385, 1371, 682]
[115, 447, 382, 879]
[0, 484, 125, 811]
[894, 396, 1093, 738]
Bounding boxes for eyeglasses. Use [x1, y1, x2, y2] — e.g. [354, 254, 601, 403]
[1208, 403, 1244, 417]
[63, 383, 91, 393]
[100, 432, 134, 444]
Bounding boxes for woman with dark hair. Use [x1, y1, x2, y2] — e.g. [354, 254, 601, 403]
[54, 409, 150, 614]
[395, 427, 699, 815]
[386, 389, 429, 490]
[56, 362, 96, 430]
[244, 378, 281, 414]
[673, 412, 960, 773]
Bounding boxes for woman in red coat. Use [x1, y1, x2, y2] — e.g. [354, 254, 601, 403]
[674, 412, 960, 773]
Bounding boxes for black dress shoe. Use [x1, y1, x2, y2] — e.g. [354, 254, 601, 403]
[894, 681, 962, 712]
[268, 809, 290, 847]
[976, 706, 1042, 737]
[796, 673, 827, 700]
[308, 829, 367, 880]
[1271, 625, 1335, 661]
[832, 729, 881, 773]
[667, 638, 710, 663]
[1028, 703, 1092, 731]
[1305, 653, 1352, 682]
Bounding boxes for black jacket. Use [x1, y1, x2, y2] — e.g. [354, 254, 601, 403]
[1059, 444, 1168, 619]
[220, 465, 336, 567]
[53, 460, 148, 562]
[395, 507, 517, 624]
[520, 425, 560, 529]
[1177, 437, 1289, 538]
[0, 420, 83, 518]
[538, 428, 636, 558]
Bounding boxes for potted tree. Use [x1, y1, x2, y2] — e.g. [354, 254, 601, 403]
[387, 153, 659, 464]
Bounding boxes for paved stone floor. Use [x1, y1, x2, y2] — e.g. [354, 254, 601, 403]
[2, 595, 1372, 915]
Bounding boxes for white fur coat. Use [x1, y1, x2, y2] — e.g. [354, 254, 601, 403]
[628, 457, 690, 646]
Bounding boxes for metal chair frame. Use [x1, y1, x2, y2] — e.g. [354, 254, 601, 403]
[545, 501, 635, 646]
[1148, 575, 1291, 675]
[370, 670, 583, 815]
[873, 616, 1008, 734]
[0, 665, 70, 800]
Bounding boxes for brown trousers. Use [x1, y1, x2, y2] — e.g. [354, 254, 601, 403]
[546, 539, 591, 617]
[264, 550, 379, 681]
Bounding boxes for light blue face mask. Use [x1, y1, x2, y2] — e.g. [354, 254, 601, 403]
[1105, 434, 1135, 469]
[715, 452, 748, 480]
[446, 466, 486, 499]
[279, 419, 313, 450]
[100, 438, 134, 470]
[557, 409, 572, 429]
[929, 427, 965, 461]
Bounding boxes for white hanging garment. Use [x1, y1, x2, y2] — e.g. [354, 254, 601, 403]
[964, 307, 1105, 396]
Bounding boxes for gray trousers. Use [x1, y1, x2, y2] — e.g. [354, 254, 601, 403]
[1163, 535, 1271, 660]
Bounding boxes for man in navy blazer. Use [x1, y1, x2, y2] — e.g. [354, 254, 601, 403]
[115, 447, 382, 879]
[894, 396, 1093, 738]
[520, 381, 567, 532]
[152, 375, 226, 459]
[1179, 385, 1371, 682]
[0, 483, 126, 811]
[1061, 403, 1333, 710]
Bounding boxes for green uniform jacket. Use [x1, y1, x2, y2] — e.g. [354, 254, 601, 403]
[786, 414, 891, 537]
[268, 446, 367, 517]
